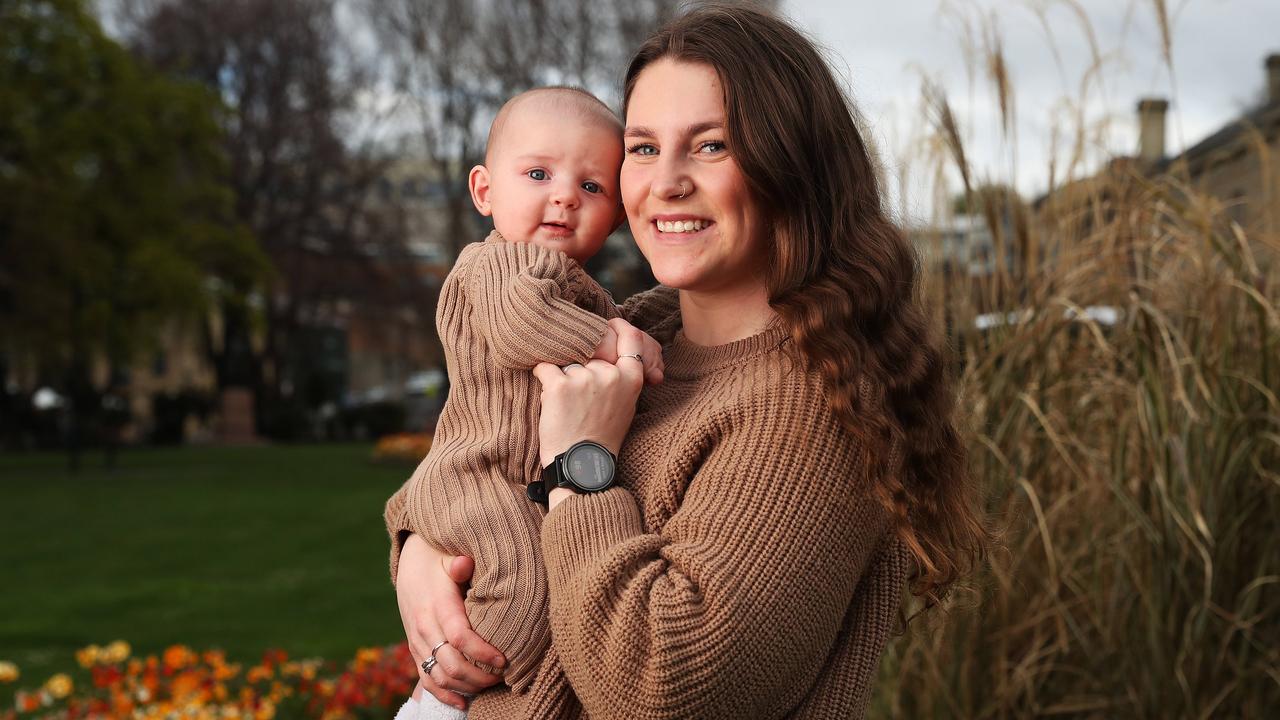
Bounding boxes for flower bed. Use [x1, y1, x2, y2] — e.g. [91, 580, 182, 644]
[1, 642, 416, 719]
[370, 433, 432, 464]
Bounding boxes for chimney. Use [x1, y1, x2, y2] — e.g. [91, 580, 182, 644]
[1268, 54, 1280, 105]
[1137, 98, 1168, 164]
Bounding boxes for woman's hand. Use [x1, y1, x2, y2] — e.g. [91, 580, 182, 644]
[396, 533, 507, 710]
[532, 317, 648, 467]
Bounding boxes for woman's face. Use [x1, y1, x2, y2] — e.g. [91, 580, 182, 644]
[621, 59, 768, 297]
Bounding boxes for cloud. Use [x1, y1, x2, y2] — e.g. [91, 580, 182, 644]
[784, 0, 1280, 215]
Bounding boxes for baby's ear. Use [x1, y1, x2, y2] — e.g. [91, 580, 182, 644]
[611, 202, 627, 233]
[468, 164, 493, 216]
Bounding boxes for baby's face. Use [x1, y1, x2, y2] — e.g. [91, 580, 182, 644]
[484, 113, 623, 263]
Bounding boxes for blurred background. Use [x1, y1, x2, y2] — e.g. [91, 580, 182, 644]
[1, 0, 1277, 718]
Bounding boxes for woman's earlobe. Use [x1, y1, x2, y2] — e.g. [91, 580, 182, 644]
[468, 164, 493, 216]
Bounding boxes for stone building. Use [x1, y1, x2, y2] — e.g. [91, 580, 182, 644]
[1142, 54, 1280, 244]
[1035, 53, 1280, 273]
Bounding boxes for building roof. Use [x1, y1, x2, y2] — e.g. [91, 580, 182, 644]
[1157, 99, 1280, 174]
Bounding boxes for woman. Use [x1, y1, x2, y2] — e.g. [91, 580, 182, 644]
[387, 5, 986, 718]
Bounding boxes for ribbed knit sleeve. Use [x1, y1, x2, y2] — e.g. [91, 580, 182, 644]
[618, 285, 680, 335]
[538, 378, 892, 720]
[469, 239, 611, 369]
[383, 482, 411, 584]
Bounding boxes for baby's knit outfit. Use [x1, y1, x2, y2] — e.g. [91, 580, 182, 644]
[386, 230, 618, 706]
[386, 283, 910, 719]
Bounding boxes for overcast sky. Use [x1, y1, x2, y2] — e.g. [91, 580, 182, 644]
[781, 0, 1280, 222]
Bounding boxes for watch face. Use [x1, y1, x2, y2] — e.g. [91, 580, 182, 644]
[565, 443, 614, 491]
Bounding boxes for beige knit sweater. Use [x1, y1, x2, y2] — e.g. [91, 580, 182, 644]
[387, 281, 910, 719]
[384, 230, 619, 692]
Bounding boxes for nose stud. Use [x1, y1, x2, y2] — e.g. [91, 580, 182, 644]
[677, 180, 690, 199]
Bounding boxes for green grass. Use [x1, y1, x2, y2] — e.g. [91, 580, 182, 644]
[0, 444, 412, 702]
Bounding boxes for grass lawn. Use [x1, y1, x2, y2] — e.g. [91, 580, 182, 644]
[0, 443, 413, 703]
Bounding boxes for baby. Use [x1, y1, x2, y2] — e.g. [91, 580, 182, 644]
[387, 87, 662, 720]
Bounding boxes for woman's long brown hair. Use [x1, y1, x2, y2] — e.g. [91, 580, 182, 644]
[624, 3, 988, 606]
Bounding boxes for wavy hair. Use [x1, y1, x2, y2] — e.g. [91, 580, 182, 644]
[624, 3, 988, 606]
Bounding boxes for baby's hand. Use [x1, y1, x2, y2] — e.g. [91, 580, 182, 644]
[591, 324, 620, 364]
[638, 330, 665, 385]
[592, 319, 664, 384]
[602, 317, 664, 385]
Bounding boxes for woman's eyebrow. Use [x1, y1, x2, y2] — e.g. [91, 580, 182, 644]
[624, 121, 724, 139]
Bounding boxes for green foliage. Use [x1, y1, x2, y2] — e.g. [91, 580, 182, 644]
[0, 0, 268, 374]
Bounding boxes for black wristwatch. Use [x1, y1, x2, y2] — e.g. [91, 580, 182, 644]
[526, 440, 616, 506]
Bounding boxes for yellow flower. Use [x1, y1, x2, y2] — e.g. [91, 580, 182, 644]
[44, 672, 73, 699]
[76, 644, 102, 668]
[104, 640, 131, 663]
[0, 661, 19, 683]
[255, 699, 276, 720]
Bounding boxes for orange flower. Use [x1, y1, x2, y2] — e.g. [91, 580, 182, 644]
[171, 669, 204, 700]
[354, 647, 383, 671]
[0, 661, 18, 683]
[245, 665, 272, 683]
[163, 645, 196, 671]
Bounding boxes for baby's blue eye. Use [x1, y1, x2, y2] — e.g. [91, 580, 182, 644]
[582, 181, 602, 194]
[527, 169, 548, 181]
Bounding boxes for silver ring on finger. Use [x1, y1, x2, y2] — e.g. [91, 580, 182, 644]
[421, 639, 449, 675]
[561, 363, 586, 373]
[618, 353, 642, 363]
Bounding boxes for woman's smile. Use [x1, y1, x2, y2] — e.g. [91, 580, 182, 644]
[652, 214, 714, 236]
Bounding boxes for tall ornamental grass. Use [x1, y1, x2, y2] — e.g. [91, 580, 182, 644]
[875, 6, 1279, 717]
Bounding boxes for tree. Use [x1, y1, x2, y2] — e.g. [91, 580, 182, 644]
[116, 0, 429, 438]
[0, 0, 267, 466]
[364, 0, 688, 263]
